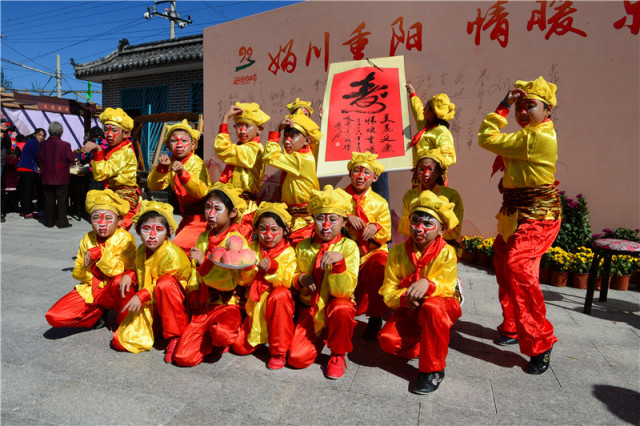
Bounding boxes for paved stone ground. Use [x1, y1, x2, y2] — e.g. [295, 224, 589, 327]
[2, 212, 639, 425]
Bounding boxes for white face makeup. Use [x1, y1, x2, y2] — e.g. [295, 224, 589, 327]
[103, 124, 124, 146]
[205, 200, 227, 229]
[258, 217, 284, 249]
[139, 219, 168, 251]
[350, 165, 376, 192]
[410, 213, 441, 248]
[515, 98, 550, 128]
[168, 130, 193, 159]
[91, 209, 120, 238]
[314, 213, 343, 241]
[416, 158, 439, 189]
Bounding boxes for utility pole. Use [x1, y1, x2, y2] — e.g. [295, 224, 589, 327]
[143, 0, 192, 40]
[2, 57, 63, 98]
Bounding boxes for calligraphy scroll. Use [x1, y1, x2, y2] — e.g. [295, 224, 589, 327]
[317, 55, 412, 178]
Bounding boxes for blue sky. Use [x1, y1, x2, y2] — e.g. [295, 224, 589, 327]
[1, 1, 299, 105]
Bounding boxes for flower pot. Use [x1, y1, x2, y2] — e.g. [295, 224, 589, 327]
[570, 272, 589, 289]
[461, 249, 477, 265]
[539, 267, 550, 284]
[477, 252, 492, 268]
[595, 276, 610, 291]
[611, 274, 631, 291]
[549, 270, 568, 287]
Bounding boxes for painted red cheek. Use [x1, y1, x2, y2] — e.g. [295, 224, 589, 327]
[322, 218, 332, 229]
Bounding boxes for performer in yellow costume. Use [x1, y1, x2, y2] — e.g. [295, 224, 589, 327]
[147, 119, 212, 253]
[46, 190, 136, 329]
[112, 200, 192, 364]
[288, 185, 359, 379]
[342, 152, 391, 339]
[82, 108, 140, 230]
[215, 102, 269, 216]
[263, 109, 322, 246]
[233, 202, 297, 370]
[173, 183, 250, 367]
[405, 84, 457, 170]
[478, 76, 561, 375]
[398, 147, 464, 247]
[379, 190, 461, 394]
[286, 98, 319, 159]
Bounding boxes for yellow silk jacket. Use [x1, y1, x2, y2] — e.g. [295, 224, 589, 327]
[478, 113, 558, 238]
[346, 188, 391, 263]
[263, 137, 319, 231]
[147, 153, 212, 207]
[379, 241, 458, 309]
[192, 229, 249, 306]
[214, 129, 264, 209]
[116, 239, 193, 353]
[91, 143, 138, 188]
[72, 228, 136, 304]
[294, 237, 360, 335]
[239, 241, 297, 347]
[410, 95, 456, 167]
[398, 185, 464, 241]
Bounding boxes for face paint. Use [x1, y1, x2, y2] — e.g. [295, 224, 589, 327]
[234, 123, 258, 143]
[205, 200, 226, 226]
[416, 158, 439, 190]
[258, 217, 284, 248]
[409, 214, 441, 248]
[350, 166, 374, 191]
[91, 210, 119, 238]
[515, 99, 550, 128]
[140, 222, 167, 250]
[103, 124, 124, 146]
[314, 213, 342, 241]
[168, 131, 193, 158]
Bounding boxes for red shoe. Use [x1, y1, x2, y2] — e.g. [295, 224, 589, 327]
[164, 338, 179, 363]
[325, 353, 347, 379]
[267, 354, 286, 370]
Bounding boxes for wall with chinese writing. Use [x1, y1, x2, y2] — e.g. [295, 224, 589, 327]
[203, 0, 639, 237]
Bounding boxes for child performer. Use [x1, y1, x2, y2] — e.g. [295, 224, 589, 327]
[215, 102, 270, 217]
[263, 110, 322, 246]
[147, 119, 212, 253]
[398, 148, 464, 247]
[287, 98, 313, 117]
[343, 152, 391, 339]
[112, 200, 192, 362]
[45, 190, 136, 329]
[378, 191, 461, 394]
[81, 108, 140, 230]
[288, 185, 359, 379]
[478, 76, 561, 375]
[233, 202, 297, 370]
[172, 183, 250, 367]
[405, 84, 457, 170]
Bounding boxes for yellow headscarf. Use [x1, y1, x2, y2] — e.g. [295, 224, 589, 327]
[308, 185, 352, 217]
[347, 151, 384, 176]
[429, 94, 455, 122]
[164, 119, 201, 148]
[514, 76, 557, 108]
[253, 201, 292, 226]
[287, 98, 313, 115]
[287, 109, 323, 143]
[132, 199, 179, 231]
[410, 190, 459, 230]
[99, 108, 134, 132]
[209, 182, 247, 214]
[85, 189, 129, 216]
[233, 102, 271, 127]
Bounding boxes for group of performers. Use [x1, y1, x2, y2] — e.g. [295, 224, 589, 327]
[45, 76, 561, 394]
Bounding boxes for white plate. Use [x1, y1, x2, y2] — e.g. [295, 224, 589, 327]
[212, 260, 256, 270]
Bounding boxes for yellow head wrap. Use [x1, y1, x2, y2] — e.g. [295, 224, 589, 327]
[308, 185, 352, 217]
[286, 98, 313, 115]
[209, 182, 247, 214]
[347, 151, 384, 176]
[429, 94, 455, 122]
[233, 102, 271, 127]
[287, 109, 323, 143]
[99, 108, 134, 132]
[164, 119, 201, 149]
[85, 189, 129, 216]
[253, 201, 292, 226]
[414, 147, 448, 170]
[132, 199, 178, 231]
[410, 190, 459, 231]
[514, 76, 557, 108]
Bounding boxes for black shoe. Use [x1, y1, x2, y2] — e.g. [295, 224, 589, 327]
[59, 223, 72, 229]
[91, 316, 107, 330]
[410, 370, 445, 394]
[362, 316, 382, 341]
[495, 335, 519, 346]
[526, 347, 552, 375]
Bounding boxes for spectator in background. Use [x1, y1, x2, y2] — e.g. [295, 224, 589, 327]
[79, 126, 107, 190]
[38, 122, 75, 228]
[1, 134, 21, 222]
[17, 128, 45, 218]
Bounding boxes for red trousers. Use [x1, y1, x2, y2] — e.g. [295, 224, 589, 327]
[45, 274, 134, 328]
[232, 287, 295, 356]
[154, 275, 189, 339]
[354, 251, 389, 317]
[173, 214, 208, 254]
[288, 298, 356, 369]
[494, 219, 560, 357]
[172, 304, 243, 367]
[378, 297, 461, 373]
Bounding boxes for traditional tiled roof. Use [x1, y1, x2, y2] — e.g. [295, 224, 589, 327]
[72, 34, 202, 79]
